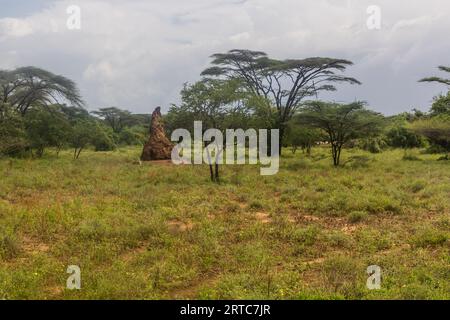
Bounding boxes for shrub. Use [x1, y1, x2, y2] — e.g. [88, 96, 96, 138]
[249, 200, 264, 210]
[92, 124, 116, 151]
[348, 211, 368, 223]
[410, 115, 450, 152]
[412, 228, 448, 248]
[0, 111, 28, 157]
[0, 232, 20, 260]
[402, 151, 421, 161]
[409, 180, 426, 193]
[344, 155, 373, 168]
[359, 137, 387, 153]
[322, 255, 362, 297]
[386, 127, 425, 149]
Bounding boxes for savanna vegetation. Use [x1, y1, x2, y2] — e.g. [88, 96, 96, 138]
[0, 52, 449, 299]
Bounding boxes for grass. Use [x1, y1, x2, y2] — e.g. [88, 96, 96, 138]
[0, 146, 449, 299]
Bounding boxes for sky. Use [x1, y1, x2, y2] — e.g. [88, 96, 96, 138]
[0, 0, 449, 115]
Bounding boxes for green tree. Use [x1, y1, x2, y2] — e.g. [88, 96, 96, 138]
[430, 92, 450, 116]
[24, 107, 72, 157]
[285, 121, 323, 155]
[416, 65, 450, 156]
[92, 107, 134, 133]
[70, 119, 97, 159]
[0, 104, 27, 157]
[201, 49, 360, 151]
[386, 127, 425, 149]
[168, 78, 247, 182]
[91, 123, 116, 152]
[0, 66, 83, 115]
[118, 126, 147, 146]
[419, 66, 450, 86]
[410, 115, 450, 154]
[297, 101, 384, 166]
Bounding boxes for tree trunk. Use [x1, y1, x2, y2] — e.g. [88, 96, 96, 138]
[208, 164, 214, 182]
[332, 144, 338, 166]
[214, 162, 219, 182]
[279, 126, 285, 155]
[331, 143, 342, 166]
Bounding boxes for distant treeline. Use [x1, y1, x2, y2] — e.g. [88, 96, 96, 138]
[1, 55, 449, 162]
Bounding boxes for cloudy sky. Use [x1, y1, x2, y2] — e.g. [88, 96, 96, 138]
[0, 0, 449, 115]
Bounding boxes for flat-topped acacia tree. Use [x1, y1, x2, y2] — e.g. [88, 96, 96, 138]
[0, 66, 83, 116]
[201, 49, 361, 151]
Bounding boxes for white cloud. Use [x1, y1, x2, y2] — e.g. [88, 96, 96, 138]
[0, 0, 449, 114]
[0, 18, 34, 39]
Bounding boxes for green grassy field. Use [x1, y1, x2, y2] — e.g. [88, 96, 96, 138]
[0, 147, 449, 299]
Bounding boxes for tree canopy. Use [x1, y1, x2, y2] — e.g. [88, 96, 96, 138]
[0, 66, 84, 115]
[419, 66, 450, 86]
[297, 101, 384, 165]
[201, 49, 361, 147]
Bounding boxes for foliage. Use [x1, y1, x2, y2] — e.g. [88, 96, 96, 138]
[0, 106, 27, 156]
[297, 101, 384, 165]
[284, 121, 323, 154]
[201, 49, 360, 147]
[386, 127, 425, 149]
[419, 65, 450, 86]
[69, 119, 112, 159]
[0, 66, 83, 115]
[358, 137, 388, 153]
[167, 78, 249, 182]
[409, 115, 450, 152]
[430, 92, 450, 116]
[92, 107, 149, 134]
[91, 123, 116, 152]
[24, 106, 72, 157]
[117, 126, 147, 146]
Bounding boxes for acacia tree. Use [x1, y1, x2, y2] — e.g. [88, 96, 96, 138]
[297, 101, 384, 166]
[92, 107, 133, 133]
[0, 66, 83, 115]
[24, 106, 72, 157]
[168, 78, 247, 182]
[415, 65, 450, 157]
[419, 66, 450, 116]
[201, 49, 361, 151]
[419, 66, 450, 86]
[285, 122, 323, 155]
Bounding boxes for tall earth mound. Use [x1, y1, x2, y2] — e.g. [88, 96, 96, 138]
[141, 107, 173, 161]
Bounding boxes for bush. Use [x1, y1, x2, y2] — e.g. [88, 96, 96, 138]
[412, 228, 448, 248]
[0, 231, 20, 260]
[386, 127, 425, 149]
[0, 111, 28, 157]
[92, 124, 116, 151]
[322, 255, 363, 297]
[348, 211, 368, 223]
[359, 137, 387, 153]
[410, 115, 450, 152]
[402, 151, 421, 161]
[24, 107, 72, 157]
[344, 155, 373, 168]
[118, 126, 146, 146]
